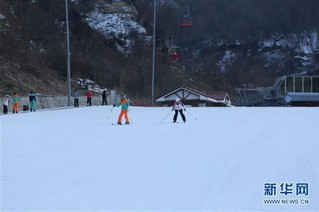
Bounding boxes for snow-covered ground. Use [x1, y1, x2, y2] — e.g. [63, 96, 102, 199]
[1, 106, 318, 211]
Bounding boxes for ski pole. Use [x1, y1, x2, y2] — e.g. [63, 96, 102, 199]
[107, 106, 114, 119]
[129, 109, 133, 124]
[185, 110, 197, 120]
[161, 110, 173, 123]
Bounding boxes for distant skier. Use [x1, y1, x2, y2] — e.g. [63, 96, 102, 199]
[3, 95, 9, 114]
[73, 88, 79, 107]
[172, 98, 186, 123]
[12, 92, 20, 113]
[113, 95, 130, 125]
[29, 90, 36, 112]
[85, 89, 93, 106]
[101, 89, 107, 105]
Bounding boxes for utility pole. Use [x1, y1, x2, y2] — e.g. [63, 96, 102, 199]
[151, 0, 156, 106]
[65, 0, 71, 106]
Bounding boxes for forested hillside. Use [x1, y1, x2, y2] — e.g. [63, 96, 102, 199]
[1, 0, 319, 103]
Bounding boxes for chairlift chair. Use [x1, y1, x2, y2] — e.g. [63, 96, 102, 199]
[169, 46, 183, 60]
[178, 5, 193, 27]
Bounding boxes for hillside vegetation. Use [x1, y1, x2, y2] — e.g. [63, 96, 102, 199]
[1, 0, 319, 102]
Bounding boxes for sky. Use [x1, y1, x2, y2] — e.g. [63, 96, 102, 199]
[1, 106, 318, 211]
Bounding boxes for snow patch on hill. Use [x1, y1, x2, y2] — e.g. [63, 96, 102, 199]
[85, 8, 146, 54]
[0, 12, 5, 20]
[259, 30, 319, 54]
[70, 0, 80, 5]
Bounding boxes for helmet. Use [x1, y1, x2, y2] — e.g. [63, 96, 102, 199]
[120, 95, 126, 99]
[175, 98, 180, 102]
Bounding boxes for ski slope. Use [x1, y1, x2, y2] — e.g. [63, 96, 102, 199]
[1, 106, 319, 211]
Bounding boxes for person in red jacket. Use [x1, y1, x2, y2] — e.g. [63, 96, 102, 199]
[85, 89, 93, 106]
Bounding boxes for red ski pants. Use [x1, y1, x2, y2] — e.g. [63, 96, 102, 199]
[118, 110, 129, 123]
[12, 102, 19, 112]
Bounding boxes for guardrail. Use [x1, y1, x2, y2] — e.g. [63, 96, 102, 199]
[0, 94, 115, 114]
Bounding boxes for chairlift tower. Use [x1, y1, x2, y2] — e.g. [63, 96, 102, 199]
[151, 0, 156, 106]
[65, 0, 71, 106]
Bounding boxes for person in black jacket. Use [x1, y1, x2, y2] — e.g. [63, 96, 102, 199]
[29, 90, 36, 112]
[101, 89, 107, 105]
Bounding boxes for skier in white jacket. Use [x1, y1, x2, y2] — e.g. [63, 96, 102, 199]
[172, 98, 186, 123]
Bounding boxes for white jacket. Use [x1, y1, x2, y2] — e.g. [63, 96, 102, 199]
[3, 97, 9, 106]
[172, 102, 185, 110]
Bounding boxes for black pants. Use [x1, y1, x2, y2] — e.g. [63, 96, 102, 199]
[173, 110, 186, 122]
[3, 105, 8, 114]
[74, 99, 79, 107]
[101, 98, 107, 105]
[87, 98, 91, 106]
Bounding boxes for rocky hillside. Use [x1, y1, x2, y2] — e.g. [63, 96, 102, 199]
[0, 56, 67, 95]
[1, 0, 319, 102]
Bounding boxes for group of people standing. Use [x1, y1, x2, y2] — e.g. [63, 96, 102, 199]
[2, 87, 108, 114]
[2, 91, 37, 114]
[73, 88, 107, 107]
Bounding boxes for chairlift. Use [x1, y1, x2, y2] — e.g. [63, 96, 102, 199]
[168, 35, 183, 60]
[178, 5, 192, 27]
[169, 46, 183, 60]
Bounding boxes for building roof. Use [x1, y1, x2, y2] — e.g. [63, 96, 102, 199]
[205, 92, 230, 101]
[156, 86, 231, 105]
